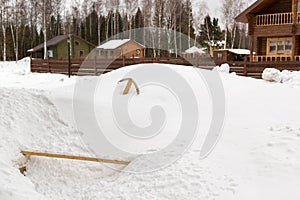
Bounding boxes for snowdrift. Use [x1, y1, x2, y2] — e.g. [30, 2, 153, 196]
[1, 62, 300, 199]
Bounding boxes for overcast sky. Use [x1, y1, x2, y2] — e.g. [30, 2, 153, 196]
[197, 0, 256, 27]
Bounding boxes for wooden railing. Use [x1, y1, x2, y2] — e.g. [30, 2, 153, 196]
[252, 55, 295, 62]
[256, 12, 293, 26]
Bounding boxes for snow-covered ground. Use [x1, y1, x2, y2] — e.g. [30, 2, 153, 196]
[1, 59, 300, 199]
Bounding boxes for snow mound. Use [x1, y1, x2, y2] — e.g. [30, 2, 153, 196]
[213, 63, 230, 73]
[262, 68, 300, 87]
[262, 68, 282, 82]
[0, 88, 93, 199]
[0, 57, 31, 75]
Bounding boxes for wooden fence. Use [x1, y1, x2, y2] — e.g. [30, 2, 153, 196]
[31, 57, 300, 79]
[228, 60, 300, 79]
[31, 57, 193, 76]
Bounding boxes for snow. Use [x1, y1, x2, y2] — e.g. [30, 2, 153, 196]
[97, 39, 134, 50]
[213, 63, 230, 73]
[0, 57, 31, 75]
[262, 68, 300, 87]
[184, 46, 206, 54]
[227, 49, 251, 55]
[1, 60, 300, 199]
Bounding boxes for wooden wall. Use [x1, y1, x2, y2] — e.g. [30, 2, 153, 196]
[256, 37, 267, 55]
[296, 36, 300, 55]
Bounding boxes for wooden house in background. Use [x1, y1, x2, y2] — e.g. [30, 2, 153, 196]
[213, 49, 252, 65]
[28, 35, 95, 59]
[97, 39, 145, 59]
[236, 0, 300, 63]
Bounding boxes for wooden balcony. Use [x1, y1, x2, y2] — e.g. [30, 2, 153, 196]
[256, 12, 293, 26]
[251, 55, 300, 62]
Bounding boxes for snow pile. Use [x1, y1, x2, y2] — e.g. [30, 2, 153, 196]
[262, 68, 282, 82]
[262, 68, 300, 87]
[1, 62, 300, 199]
[213, 63, 230, 73]
[184, 46, 206, 54]
[0, 88, 88, 200]
[0, 57, 31, 75]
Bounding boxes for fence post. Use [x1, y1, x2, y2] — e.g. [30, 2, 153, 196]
[94, 54, 97, 76]
[47, 58, 50, 73]
[243, 56, 248, 76]
[67, 38, 71, 78]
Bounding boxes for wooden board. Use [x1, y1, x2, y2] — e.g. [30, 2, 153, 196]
[21, 151, 130, 165]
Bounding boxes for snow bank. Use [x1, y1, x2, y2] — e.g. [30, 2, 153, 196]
[0, 57, 31, 75]
[262, 68, 300, 87]
[213, 63, 230, 73]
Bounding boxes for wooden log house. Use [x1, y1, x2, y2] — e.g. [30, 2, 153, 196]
[236, 0, 300, 63]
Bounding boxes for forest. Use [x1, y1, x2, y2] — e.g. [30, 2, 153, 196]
[0, 0, 250, 61]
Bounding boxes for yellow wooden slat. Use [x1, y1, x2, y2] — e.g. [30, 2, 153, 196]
[21, 151, 130, 165]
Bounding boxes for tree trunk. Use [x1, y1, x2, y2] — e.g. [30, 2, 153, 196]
[98, 16, 101, 45]
[231, 23, 237, 49]
[2, 24, 6, 61]
[224, 23, 228, 49]
[43, 0, 48, 60]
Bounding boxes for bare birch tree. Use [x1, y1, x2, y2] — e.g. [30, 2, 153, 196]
[0, 0, 8, 61]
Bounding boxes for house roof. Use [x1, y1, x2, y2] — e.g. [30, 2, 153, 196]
[216, 49, 255, 55]
[97, 39, 145, 50]
[235, 0, 278, 23]
[27, 35, 95, 53]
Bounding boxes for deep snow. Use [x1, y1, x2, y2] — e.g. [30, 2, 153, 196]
[1, 59, 300, 199]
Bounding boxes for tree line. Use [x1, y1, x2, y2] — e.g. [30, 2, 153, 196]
[0, 0, 250, 61]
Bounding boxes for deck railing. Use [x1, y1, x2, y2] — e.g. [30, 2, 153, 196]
[256, 12, 293, 26]
[252, 55, 296, 62]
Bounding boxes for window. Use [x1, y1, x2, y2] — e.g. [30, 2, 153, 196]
[298, 2, 300, 12]
[269, 41, 276, 53]
[267, 38, 292, 55]
[217, 52, 223, 59]
[286, 40, 292, 53]
[79, 50, 84, 57]
[277, 41, 284, 53]
[75, 41, 80, 46]
[48, 50, 53, 58]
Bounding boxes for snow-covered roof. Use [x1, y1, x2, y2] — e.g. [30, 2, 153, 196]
[227, 49, 251, 55]
[184, 46, 206, 54]
[97, 39, 144, 50]
[218, 49, 251, 55]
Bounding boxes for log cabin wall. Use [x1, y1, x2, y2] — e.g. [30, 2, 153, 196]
[256, 37, 268, 55]
[296, 35, 300, 55]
